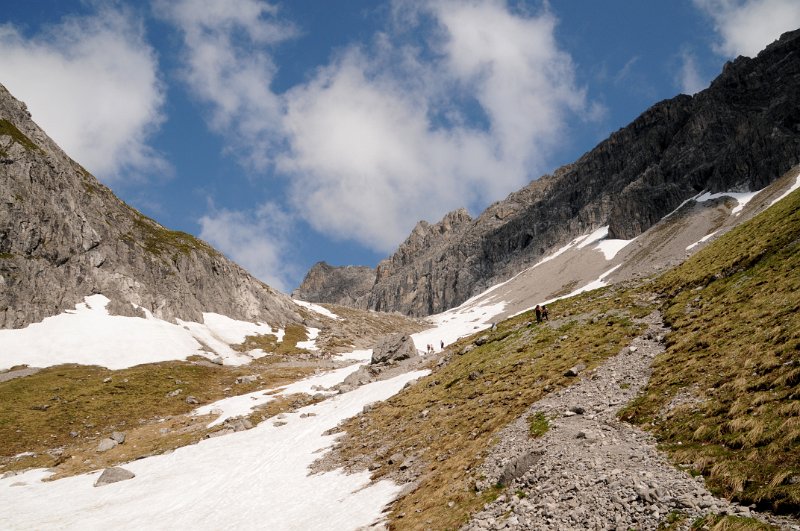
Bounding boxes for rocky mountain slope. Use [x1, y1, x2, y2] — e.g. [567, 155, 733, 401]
[0, 83, 302, 329]
[296, 28, 800, 317]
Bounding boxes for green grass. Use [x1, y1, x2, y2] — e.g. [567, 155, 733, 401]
[233, 324, 310, 356]
[527, 412, 549, 438]
[131, 216, 217, 258]
[690, 514, 777, 530]
[0, 119, 40, 155]
[621, 188, 800, 514]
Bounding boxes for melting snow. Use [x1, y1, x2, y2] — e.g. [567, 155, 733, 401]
[686, 230, 720, 251]
[696, 190, 759, 215]
[0, 370, 429, 531]
[769, 173, 800, 207]
[295, 299, 342, 320]
[0, 295, 283, 370]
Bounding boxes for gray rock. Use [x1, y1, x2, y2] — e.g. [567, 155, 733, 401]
[474, 335, 490, 346]
[234, 375, 260, 385]
[96, 438, 117, 453]
[370, 334, 418, 364]
[499, 451, 541, 487]
[292, 262, 375, 307]
[185, 395, 199, 405]
[110, 431, 126, 444]
[94, 467, 135, 487]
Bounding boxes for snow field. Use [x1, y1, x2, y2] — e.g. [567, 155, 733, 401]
[0, 294, 303, 370]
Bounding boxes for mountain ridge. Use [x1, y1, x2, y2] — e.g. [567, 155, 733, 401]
[295, 28, 800, 317]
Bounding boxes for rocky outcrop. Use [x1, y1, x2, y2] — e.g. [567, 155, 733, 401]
[300, 28, 800, 317]
[293, 262, 375, 307]
[0, 84, 302, 329]
[370, 333, 418, 364]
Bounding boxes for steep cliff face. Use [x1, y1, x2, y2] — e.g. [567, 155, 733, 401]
[292, 262, 375, 307]
[299, 28, 800, 317]
[0, 84, 302, 329]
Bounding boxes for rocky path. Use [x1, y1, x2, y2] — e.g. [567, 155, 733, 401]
[463, 311, 799, 530]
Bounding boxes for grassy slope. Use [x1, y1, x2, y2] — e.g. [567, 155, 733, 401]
[621, 188, 800, 513]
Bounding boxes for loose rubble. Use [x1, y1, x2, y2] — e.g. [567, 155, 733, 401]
[464, 310, 800, 531]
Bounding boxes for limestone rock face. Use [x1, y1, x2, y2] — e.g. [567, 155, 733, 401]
[370, 334, 418, 364]
[293, 262, 375, 307]
[299, 28, 800, 316]
[0, 84, 302, 329]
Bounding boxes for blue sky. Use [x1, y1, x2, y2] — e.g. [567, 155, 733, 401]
[2, 0, 799, 292]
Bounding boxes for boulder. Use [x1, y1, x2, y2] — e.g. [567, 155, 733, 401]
[499, 451, 542, 487]
[371, 334, 418, 364]
[110, 431, 126, 444]
[94, 467, 135, 487]
[96, 438, 117, 453]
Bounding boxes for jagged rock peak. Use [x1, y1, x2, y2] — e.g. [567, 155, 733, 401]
[292, 261, 375, 307]
[0, 82, 302, 329]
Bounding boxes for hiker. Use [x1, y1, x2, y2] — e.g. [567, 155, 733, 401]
[490, 322, 497, 331]
[535, 304, 542, 323]
[440, 339, 444, 350]
[542, 305, 549, 321]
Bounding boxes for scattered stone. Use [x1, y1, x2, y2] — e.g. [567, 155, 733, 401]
[235, 375, 260, 385]
[563, 363, 586, 377]
[166, 389, 182, 397]
[94, 467, 135, 487]
[474, 335, 490, 346]
[210, 356, 224, 366]
[273, 421, 287, 427]
[460, 344, 476, 355]
[103, 377, 112, 383]
[110, 431, 126, 444]
[69, 431, 79, 438]
[96, 438, 118, 453]
[185, 396, 199, 405]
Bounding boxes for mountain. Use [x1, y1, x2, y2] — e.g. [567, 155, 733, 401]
[0, 83, 301, 330]
[295, 28, 800, 317]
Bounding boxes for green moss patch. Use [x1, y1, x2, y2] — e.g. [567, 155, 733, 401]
[0, 119, 40, 154]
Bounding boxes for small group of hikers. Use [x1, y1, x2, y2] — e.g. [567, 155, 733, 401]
[534, 304, 549, 323]
[425, 340, 444, 354]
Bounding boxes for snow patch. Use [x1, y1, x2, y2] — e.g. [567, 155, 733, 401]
[595, 238, 633, 260]
[769, 173, 800, 207]
[576, 226, 609, 249]
[696, 190, 759, 215]
[686, 230, 720, 251]
[295, 299, 341, 320]
[297, 327, 320, 351]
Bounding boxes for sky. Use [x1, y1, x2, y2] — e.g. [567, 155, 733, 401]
[1, 0, 799, 293]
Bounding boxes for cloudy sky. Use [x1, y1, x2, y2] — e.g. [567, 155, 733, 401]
[2, 0, 799, 292]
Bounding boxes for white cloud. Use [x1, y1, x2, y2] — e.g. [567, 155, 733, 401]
[695, 0, 800, 57]
[198, 202, 298, 292]
[678, 50, 707, 94]
[0, 6, 166, 181]
[165, 0, 590, 255]
[279, 0, 589, 251]
[154, 0, 297, 169]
